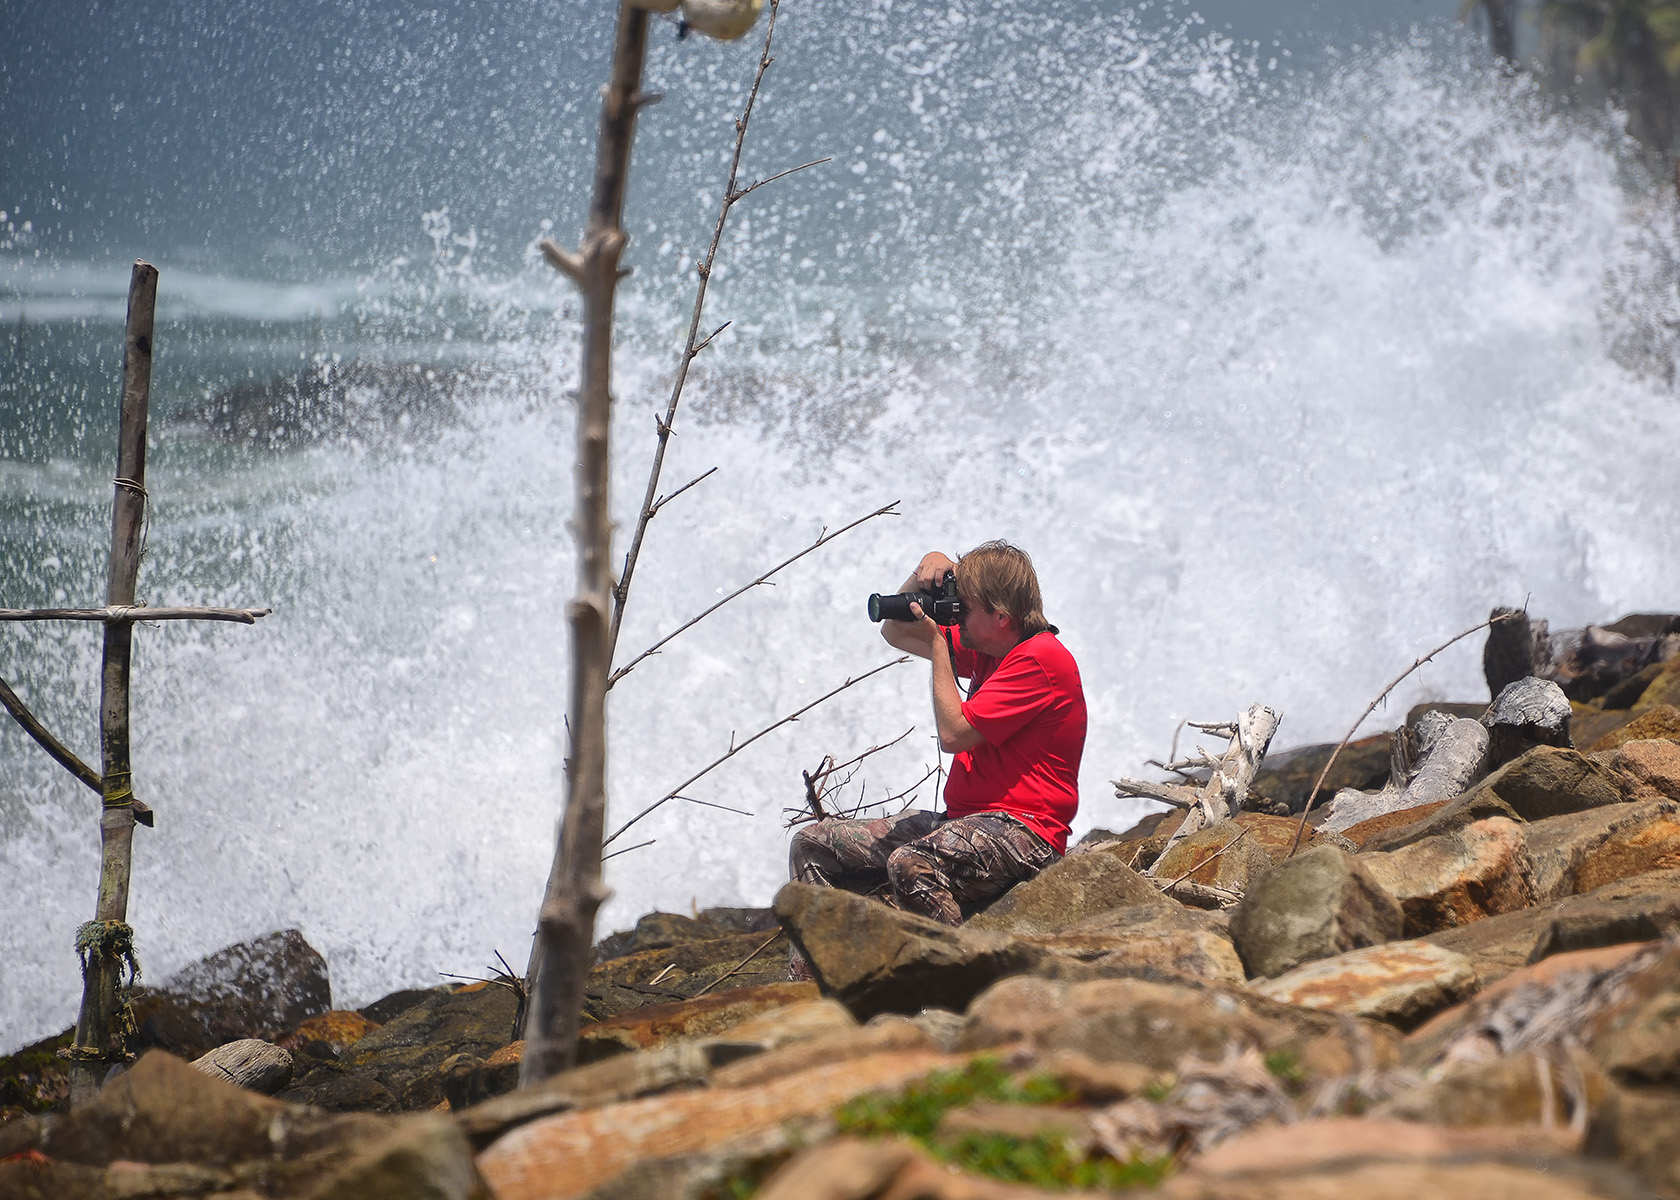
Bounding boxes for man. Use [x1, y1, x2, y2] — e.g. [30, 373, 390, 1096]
[789, 540, 1087, 925]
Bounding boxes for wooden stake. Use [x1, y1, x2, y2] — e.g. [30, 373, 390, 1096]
[69, 259, 157, 1102]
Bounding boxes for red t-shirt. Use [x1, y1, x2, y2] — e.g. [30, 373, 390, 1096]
[942, 626, 1086, 854]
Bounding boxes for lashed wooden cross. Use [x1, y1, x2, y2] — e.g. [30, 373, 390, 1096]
[0, 261, 270, 1100]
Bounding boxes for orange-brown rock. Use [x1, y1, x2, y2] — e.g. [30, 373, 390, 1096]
[577, 982, 820, 1062]
[1612, 738, 1680, 803]
[1527, 800, 1680, 901]
[1360, 817, 1534, 935]
[1340, 798, 1452, 848]
[1189, 1117, 1584, 1176]
[475, 1049, 961, 1200]
[1249, 940, 1477, 1029]
[708, 1014, 931, 1088]
[1589, 704, 1680, 752]
[1424, 869, 1680, 984]
[1177, 1118, 1645, 1199]
[1572, 801, 1680, 893]
[277, 1010, 381, 1055]
[1150, 814, 1319, 894]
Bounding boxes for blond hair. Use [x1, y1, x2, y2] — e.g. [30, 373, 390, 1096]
[955, 540, 1049, 638]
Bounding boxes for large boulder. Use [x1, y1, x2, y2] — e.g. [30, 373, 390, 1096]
[131, 929, 332, 1058]
[1526, 799, 1680, 901]
[1422, 869, 1680, 983]
[1482, 677, 1573, 771]
[773, 882, 1049, 1021]
[582, 928, 792, 1021]
[967, 844, 1169, 936]
[1229, 846, 1404, 979]
[1361, 817, 1535, 935]
[1588, 704, 1680, 752]
[1249, 941, 1478, 1030]
[1612, 739, 1680, 804]
[1358, 789, 1523, 854]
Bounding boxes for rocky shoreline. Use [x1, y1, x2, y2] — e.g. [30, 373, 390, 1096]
[4, 614, 1680, 1199]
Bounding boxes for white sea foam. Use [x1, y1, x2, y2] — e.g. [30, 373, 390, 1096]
[3, 18, 1680, 1052]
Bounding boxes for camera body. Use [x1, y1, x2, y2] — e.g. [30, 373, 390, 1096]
[868, 570, 965, 625]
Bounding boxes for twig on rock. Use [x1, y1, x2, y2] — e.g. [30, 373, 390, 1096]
[1159, 826, 1250, 893]
[692, 930, 783, 998]
[1285, 611, 1521, 857]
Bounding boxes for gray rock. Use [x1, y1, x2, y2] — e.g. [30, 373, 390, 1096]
[190, 1038, 293, 1095]
[1464, 745, 1630, 822]
[132, 929, 332, 1058]
[1482, 677, 1573, 771]
[1229, 845, 1404, 979]
[967, 845, 1169, 937]
[773, 882, 1049, 1021]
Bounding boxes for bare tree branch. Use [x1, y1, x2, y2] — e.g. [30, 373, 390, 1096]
[1285, 611, 1519, 857]
[0, 673, 102, 792]
[602, 838, 656, 862]
[604, 656, 910, 845]
[731, 156, 832, 202]
[608, 501, 899, 687]
[608, 0, 824, 659]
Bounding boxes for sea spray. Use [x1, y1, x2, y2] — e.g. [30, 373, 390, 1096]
[3, 11, 1679, 1051]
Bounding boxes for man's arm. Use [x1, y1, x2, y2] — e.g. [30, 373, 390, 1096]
[893, 601, 985, 753]
[879, 551, 957, 660]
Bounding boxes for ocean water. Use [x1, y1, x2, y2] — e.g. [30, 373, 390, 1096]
[3, 1, 1679, 1052]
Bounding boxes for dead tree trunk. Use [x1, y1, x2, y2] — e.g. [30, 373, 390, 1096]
[1126, 703, 1280, 880]
[521, 2, 652, 1088]
[69, 260, 156, 1102]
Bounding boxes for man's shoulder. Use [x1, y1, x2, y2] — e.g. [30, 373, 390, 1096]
[1016, 630, 1078, 672]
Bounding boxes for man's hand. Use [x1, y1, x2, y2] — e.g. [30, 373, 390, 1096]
[918, 600, 984, 753]
[910, 551, 957, 593]
[880, 550, 958, 659]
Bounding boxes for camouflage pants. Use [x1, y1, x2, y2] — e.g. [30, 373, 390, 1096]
[789, 809, 1058, 926]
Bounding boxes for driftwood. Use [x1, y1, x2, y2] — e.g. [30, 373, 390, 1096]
[1319, 711, 1488, 835]
[1485, 605, 1680, 703]
[191, 1039, 294, 1095]
[1483, 675, 1572, 771]
[1134, 704, 1280, 882]
[1287, 612, 1515, 856]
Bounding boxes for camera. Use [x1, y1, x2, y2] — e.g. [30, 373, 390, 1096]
[868, 570, 965, 625]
